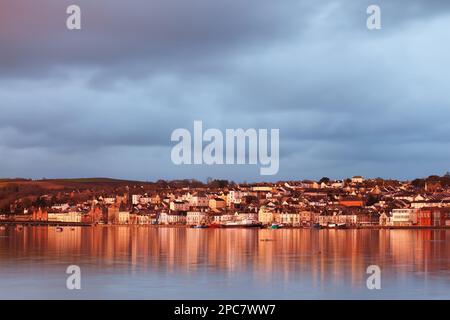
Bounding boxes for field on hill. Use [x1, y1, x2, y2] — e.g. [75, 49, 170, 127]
[0, 178, 155, 213]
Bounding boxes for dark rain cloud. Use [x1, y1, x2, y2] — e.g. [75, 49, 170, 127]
[0, 0, 450, 181]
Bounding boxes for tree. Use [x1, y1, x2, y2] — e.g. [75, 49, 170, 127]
[208, 179, 229, 188]
[411, 179, 425, 188]
[366, 194, 379, 206]
[319, 177, 330, 184]
[34, 197, 47, 208]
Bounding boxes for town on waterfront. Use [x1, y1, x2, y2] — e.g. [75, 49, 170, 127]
[1, 173, 450, 230]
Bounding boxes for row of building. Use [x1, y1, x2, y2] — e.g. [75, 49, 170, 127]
[14, 204, 450, 228]
[3, 175, 450, 227]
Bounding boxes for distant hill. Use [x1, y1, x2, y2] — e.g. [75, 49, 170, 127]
[0, 178, 156, 212]
[44, 177, 148, 184]
[0, 177, 153, 189]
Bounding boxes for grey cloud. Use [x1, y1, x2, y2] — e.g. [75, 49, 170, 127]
[1, 0, 450, 181]
[2, 0, 449, 79]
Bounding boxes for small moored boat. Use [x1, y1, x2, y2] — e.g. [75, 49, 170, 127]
[221, 219, 262, 228]
[192, 225, 208, 229]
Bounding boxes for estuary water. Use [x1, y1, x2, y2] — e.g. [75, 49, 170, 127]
[0, 226, 449, 299]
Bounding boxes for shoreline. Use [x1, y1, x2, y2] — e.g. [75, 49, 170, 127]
[1, 221, 450, 230]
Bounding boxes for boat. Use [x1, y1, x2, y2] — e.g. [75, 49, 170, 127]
[325, 223, 347, 229]
[312, 223, 323, 229]
[270, 223, 282, 229]
[192, 224, 208, 229]
[55, 226, 64, 232]
[221, 219, 262, 228]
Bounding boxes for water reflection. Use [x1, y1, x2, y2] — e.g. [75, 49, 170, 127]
[0, 227, 449, 299]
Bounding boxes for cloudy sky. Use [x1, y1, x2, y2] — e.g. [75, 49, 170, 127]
[0, 0, 449, 182]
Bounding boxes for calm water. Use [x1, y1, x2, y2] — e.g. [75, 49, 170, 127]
[0, 226, 449, 299]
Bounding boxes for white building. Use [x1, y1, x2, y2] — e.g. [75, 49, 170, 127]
[159, 211, 187, 225]
[117, 211, 130, 224]
[170, 200, 190, 211]
[331, 181, 343, 189]
[236, 212, 258, 221]
[351, 176, 364, 183]
[277, 212, 300, 225]
[132, 195, 142, 205]
[411, 200, 450, 209]
[136, 215, 152, 225]
[227, 191, 243, 206]
[391, 208, 418, 226]
[48, 212, 81, 223]
[258, 206, 277, 225]
[189, 196, 209, 207]
[211, 213, 234, 223]
[51, 203, 70, 211]
[318, 214, 357, 226]
[186, 211, 209, 225]
[252, 186, 273, 192]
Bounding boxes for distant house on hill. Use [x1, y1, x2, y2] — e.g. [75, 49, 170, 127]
[351, 176, 364, 184]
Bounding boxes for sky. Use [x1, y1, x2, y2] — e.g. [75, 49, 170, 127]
[0, 0, 449, 182]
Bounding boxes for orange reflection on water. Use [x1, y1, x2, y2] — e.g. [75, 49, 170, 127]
[1, 226, 449, 288]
